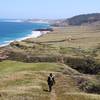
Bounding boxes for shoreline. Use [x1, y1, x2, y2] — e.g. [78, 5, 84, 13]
[0, 30, 50, 47]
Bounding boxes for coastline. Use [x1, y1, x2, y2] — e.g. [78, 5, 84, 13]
[0, 30, 50, 47]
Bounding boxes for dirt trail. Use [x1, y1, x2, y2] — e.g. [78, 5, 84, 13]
[50, 89, 57, 100]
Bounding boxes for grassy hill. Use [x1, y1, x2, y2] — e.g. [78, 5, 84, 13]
[0, 25, 100, 99]
[0, 60, 99, 100]
[51, 13, 100, 26]
[66, 13, 100, 25]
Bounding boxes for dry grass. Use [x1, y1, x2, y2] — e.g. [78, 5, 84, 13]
[6, 25, 100, 60]
[0, 26, 100, 99]
[32, 26, 100, 49]
[0, 61, 99, 100]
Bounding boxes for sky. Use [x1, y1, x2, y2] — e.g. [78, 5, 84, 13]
[0, 0, 100, 19]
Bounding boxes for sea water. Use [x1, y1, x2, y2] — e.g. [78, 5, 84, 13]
[0, 21, 49, 46]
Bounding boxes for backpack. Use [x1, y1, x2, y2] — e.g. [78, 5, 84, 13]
[48, 76, 54, 85]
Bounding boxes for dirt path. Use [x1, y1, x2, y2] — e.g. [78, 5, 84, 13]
[50, 89, 57, 100]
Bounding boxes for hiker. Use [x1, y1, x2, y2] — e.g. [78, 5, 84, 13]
[47, 73, 55, 92]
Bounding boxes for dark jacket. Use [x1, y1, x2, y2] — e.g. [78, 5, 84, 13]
[47, 76, 55, 86]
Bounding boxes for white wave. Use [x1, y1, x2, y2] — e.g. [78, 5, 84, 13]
[16, 31, 42, 41]
[0, 40, 15, 47]
[0, 31, 49, 47]
[4, 40, 15, 43]
[27, 31, 42, 38]
[0, 43, 9, 47]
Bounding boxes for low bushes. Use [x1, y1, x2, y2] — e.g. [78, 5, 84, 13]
[8, 51, 58, 63]
[8, 50, 100, 74]
[78, 79, 100, 94]
[64, 56, 100, 74]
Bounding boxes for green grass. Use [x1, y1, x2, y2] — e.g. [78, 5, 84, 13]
[0, 60, 64, 76]
[0, 60, 99, 100]
[0, 60, 58, 100]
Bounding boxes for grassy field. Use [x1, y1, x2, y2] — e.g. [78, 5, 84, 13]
[0, 26, 100, 100]
[7, 25, 100, 59]
[32, 26, 100, 49]
[0, 60, 99, 100]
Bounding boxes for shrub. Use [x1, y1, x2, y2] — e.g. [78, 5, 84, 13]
[64, 56, 100, 74]
[79, 80, 100, 94]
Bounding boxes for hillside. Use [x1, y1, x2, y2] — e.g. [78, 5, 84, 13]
[24, 13, 100, 26]
[66, 13, 100, 25]
[0, 60, 99, 100]
[51, 13, 100, 26]
[0, 26, 100, 99]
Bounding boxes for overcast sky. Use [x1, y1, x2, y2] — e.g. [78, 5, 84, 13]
[0, 0, 100, 19]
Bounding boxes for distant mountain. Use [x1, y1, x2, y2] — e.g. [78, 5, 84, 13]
[66, 13, 100, 25]
[1, 13, 100, 26]
[51, 13, 100, 26]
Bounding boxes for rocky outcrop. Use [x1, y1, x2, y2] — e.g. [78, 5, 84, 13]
[34, 28, 53, 31]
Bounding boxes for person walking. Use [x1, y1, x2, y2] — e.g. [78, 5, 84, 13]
[47, 73, 55, 92]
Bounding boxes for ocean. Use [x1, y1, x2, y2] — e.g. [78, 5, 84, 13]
[0, 21, 49, 46]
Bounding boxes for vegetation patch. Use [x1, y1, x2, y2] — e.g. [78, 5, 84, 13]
[78, 78, 100, 94]
[64, 56, 100, 74]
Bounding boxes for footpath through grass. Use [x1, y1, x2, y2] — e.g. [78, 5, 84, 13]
[0, 60, 99, 100]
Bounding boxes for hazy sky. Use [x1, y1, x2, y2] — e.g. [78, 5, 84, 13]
[0, 0, 100, 19]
